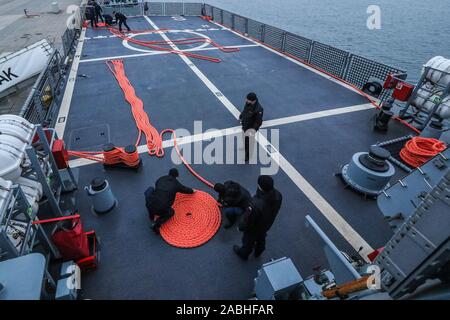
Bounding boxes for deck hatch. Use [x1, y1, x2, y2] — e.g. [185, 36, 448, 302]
[68, 124, 110, 151]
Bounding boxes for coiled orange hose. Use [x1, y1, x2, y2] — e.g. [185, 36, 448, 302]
[399, 137, 447, 168]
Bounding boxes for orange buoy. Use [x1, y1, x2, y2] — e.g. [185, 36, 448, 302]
[160, 191, 221, 248]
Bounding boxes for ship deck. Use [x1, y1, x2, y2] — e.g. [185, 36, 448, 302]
[59, 16, 413, 299]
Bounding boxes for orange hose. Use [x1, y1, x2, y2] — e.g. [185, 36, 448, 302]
[399, 137, 447, 168]
[68, 59, 214, 188]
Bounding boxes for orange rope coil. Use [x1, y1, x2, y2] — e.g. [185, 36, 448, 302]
[399, 137, 447, 168]
[160, 191, 221, 248]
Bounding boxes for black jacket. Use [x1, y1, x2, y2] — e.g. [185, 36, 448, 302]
[239, 188, 282, 235]
[145, 175, 194, 214]
[115, 12, 127, 22]
[239, 101, 263, 131]
[217, 181, 251, 209]
[94, 3, 102, 14]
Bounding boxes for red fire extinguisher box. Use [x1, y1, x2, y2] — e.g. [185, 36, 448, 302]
[392, 82, 415, 102]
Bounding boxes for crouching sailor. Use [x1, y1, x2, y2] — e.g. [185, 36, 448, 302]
[144, 168, 194, 234]
[214, 181, 251, 229]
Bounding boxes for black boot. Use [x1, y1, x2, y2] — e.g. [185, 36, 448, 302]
[233, 245, 248, 261]
[151, 222, 160, 235]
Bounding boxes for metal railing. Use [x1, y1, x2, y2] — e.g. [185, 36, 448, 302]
[19, 50, 65, 125]
[203, 4, 405, 101]
[18, 2, 405, 126]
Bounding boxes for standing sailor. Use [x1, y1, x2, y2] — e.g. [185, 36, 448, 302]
[144, 169, 195, 234]
[239, 92, 263, 163]
[93, 0, 104, 24]
[113, 10, 131, 32]
[233, 175, 282, 260]
[86, 1, 97, 28]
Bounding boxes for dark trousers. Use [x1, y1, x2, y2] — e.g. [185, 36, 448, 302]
[89, 14, 97, 27]
[118, 19, 130, 32]
[145, 187, 174, 229]
[237, 232, 266, 258]
[95, 11, 104, 23]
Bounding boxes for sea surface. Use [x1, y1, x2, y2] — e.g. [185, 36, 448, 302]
[166, 0, 450, 83]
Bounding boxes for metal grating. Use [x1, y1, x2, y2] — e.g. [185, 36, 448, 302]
[222, 10, 233, 27]
[204, 4, 213, 16]
[247, 19, 263, 41]
[165, 2, 183, 16]
[309, 42, 350, 77]
[263, 25, 284, 50]
[284, 33, 312, 61]
[234, 15, 246, 34]
[148, 2, 164, 15]
[212, 7, 222, 24]
[184, 3, 202, 16]
[345, 54, 404, 89]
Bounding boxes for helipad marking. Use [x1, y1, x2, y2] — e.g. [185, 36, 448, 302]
[79, 44, 258, 63]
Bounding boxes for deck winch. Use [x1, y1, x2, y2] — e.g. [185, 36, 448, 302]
[340, 146, 395, 197]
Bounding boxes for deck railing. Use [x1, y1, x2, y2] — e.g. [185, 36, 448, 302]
[19, 1, 405, 125]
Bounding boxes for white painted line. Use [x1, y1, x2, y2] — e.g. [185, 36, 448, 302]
[255, 132, 374, 260]
[144, 15, 241, 119]
[261, 103, 374, 128]
[68, 101, 374, 168]
[55, 27, 87, 138]
[79, 44, 258, 63]
[144, 17, 374, 260]
[210, 21, 364, 97]
[69, 126, 243, 168]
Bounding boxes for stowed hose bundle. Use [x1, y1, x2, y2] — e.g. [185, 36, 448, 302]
[68, 59, 214, 188]
[399, 137, 447, 168]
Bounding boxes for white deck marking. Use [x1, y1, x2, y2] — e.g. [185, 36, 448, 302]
[144, 15, 241, 119]
[79, 44, 258, 63]
[68, 101, 373, 168]
[55, 27, 87, 138]
[261, 103, 374, 128]
[69, 126, 243, 168]
[144, 17, 374, 259]
[211, 21, 365, 97]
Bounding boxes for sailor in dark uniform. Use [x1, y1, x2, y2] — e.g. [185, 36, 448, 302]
[234, 175, 282, 260]
[144, 169, 194, 234]
[239, 92, 264, 163]
[113, 11, 131, 32]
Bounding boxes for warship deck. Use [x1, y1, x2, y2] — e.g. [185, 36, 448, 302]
[58, 15, 414, 299]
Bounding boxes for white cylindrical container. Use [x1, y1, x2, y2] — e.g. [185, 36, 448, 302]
[0, 115, 34, 181]
[85, 178, 117, 214]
